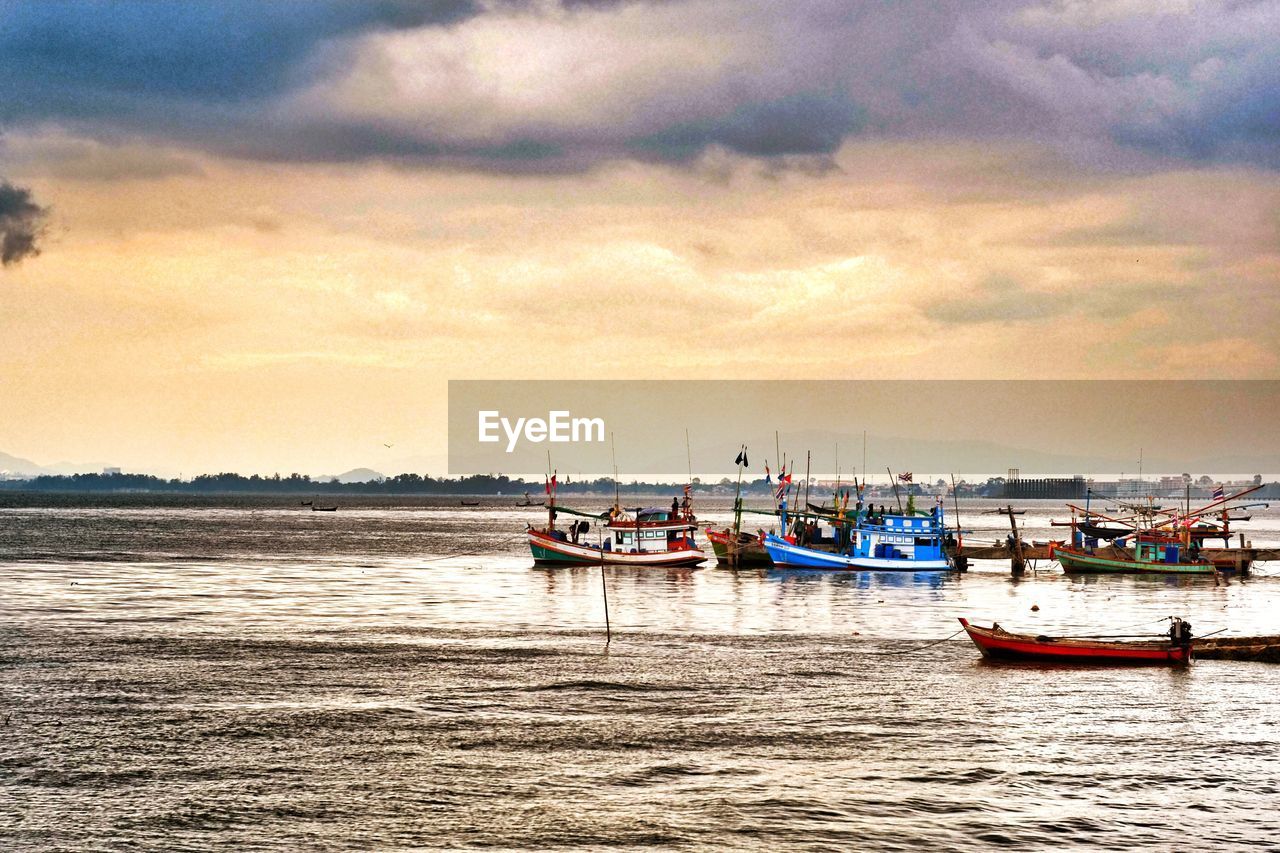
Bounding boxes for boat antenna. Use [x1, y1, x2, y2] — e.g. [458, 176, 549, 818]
[611, 432, 620, 511]
[835, 442, 841, 498]
[862, 430, 867, 486]
[685, 428, 693, 486]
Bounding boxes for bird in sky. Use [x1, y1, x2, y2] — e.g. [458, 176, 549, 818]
[383, 443, 394, 449]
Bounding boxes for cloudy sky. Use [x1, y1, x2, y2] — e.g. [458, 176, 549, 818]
[1, 0, 1278, 474]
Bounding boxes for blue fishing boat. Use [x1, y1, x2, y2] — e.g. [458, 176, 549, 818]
[762, 501, 953, 571]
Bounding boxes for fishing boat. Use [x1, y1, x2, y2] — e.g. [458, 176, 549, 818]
[516, 492, 544, 507]
[1054, 485, 1265, 574]
[528, 475, 705, 568]
[460, 500, 480, 507]
[529, 506, 705, 567]
[706, 527, 772, 567]
[763, 501, 952, 571]
[1059, 517, 1242, 545]
[311, 505, 338, 512]
[958, 618, 1192, 665]
[1053, 535, 1218, 575]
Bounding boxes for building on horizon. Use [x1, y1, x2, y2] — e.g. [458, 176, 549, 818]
[1002, 475, 1087, 500]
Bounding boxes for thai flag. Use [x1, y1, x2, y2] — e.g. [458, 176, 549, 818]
[1213, 484, 1224, 500]
[898, 472, 913, 483]
[764, 463, 772, 484]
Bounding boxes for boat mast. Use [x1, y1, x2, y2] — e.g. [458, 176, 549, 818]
[887, 467, 902, 513]
[546, 449, 555, 530]
[804, 450, 812, 514]
[732, 444, 746, 537]
[950, 473, 962, 548]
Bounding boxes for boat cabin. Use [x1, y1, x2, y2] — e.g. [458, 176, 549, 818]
[605, 507, 698, 554]
[850, 509, 947, 562]
[786, 504, 948, 562]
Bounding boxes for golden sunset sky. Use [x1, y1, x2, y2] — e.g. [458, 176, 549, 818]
[1, 1, 1278, 474]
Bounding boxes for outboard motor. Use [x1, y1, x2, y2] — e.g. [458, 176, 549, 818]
[1169, 617, 1193, 647]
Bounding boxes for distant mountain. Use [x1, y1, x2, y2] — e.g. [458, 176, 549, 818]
[0, 450, 116, 478]
[0, 450, 46, 478]
[330, 467, 385, 483]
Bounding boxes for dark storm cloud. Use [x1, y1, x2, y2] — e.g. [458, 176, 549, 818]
[0, 181, 49, 266]
[0, 1, 477, 116]
[633, 92, 865, 160]
[3, 1, 1279, 171]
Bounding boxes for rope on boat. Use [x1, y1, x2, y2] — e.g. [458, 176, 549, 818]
[871, 628, 965, 656]
[417, 549, 496, 564]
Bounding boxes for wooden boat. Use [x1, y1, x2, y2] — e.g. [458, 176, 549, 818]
[958, 618, 1191, 665]
[1053, 535, 1218, 575]
[1061, 518, 1238, 544]
[460, 500, 480, 507]
[1195, 635, 1280, 663]
[311, 505, 338, 512]
[763, 502, 953, 571]
[706, 527, 772, 567]
[529, 500, 706, 568]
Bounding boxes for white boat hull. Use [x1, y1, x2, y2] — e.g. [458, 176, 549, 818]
[529, 530, 706, 567]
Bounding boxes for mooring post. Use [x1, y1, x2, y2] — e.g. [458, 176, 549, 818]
[1007, 505, 1025, 577]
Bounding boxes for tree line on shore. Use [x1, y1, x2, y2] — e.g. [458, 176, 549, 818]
[5, 471, 1273, 499]
[0, 471, 1002, 496]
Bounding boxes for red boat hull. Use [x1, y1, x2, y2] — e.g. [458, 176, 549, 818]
[958, 618, 1189, 665]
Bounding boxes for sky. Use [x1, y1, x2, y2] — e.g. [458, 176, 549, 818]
[1, 0, 1278, 475]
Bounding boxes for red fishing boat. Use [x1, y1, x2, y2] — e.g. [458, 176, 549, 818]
[958, 618, 1191, 665]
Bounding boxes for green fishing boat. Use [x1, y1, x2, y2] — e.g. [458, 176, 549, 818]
[1054, 537, 1217, 575]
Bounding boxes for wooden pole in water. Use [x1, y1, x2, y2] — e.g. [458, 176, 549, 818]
[950, 473, 967, 573]
[1005, 505, 1026, 576]
[599, 529, 611, 644]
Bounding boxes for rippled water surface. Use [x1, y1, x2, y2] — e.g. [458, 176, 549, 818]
[3, 495, 1280, 850]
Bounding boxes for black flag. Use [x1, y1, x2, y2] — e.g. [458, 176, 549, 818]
[734, 445, 748, 467]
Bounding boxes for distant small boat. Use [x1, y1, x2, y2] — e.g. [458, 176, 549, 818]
[517, 492, 544, 507]
[300, 500, 313, 506]
[311, 505, 338, 512]
[460, 500, 480, 507]
[959, 618, 1191, 665]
